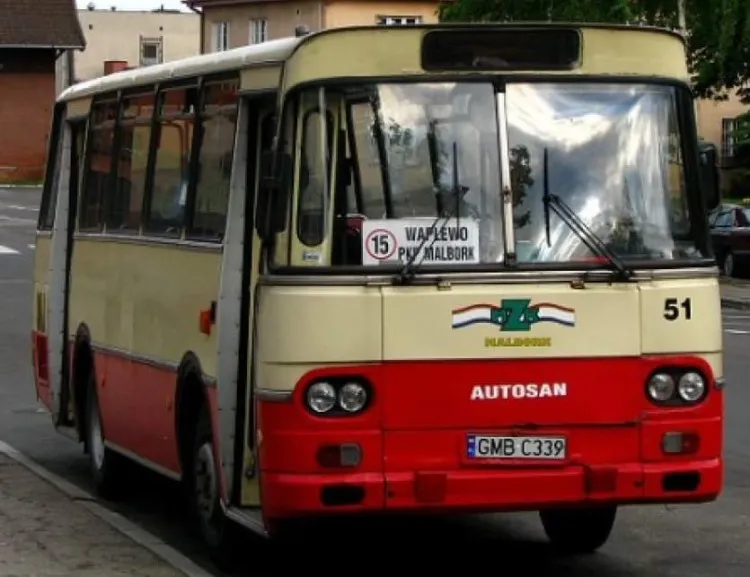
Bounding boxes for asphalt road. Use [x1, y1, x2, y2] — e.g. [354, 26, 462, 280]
[1, 186, 749, 576]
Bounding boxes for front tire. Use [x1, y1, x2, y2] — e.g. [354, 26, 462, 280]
[190, 408, 240, 568]
[539, 506, 617, 554]
[85, 372, 124, 500]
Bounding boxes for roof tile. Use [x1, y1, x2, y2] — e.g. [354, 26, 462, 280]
[0, 0, 85, 49]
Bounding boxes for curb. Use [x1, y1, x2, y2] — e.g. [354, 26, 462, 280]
[0, 440, 214, 577]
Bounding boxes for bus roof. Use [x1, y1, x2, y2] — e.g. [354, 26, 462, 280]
[58, 35, 302, 102]
[59, 23, 687, 103]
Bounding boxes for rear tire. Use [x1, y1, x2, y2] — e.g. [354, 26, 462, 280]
[539, 505, 617, 554]
[723, 250, 736, 277]
[85, 371, 124, 500]
[189, 407, 241, 569]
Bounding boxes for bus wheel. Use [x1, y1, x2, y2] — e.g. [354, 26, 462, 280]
[539, 505, 617, 554]
[191, 408, 240, 568]
[85, 372, 124, 500]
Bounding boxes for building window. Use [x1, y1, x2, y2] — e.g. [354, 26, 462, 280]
[140, 36, 163, 67]
[722, 117, 736, 159]
[376, 15, 422, 26]
[213, 21, 230, 52]
[249, 18, 268, 44]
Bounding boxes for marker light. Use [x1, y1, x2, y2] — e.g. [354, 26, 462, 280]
[678, 372, 706, 402]
[307, 382, 337, 413]
[647, 373, 675, 402]
[338, 382, 368, 413]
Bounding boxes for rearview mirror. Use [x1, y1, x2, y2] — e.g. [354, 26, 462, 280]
[698, 140, 720, 211]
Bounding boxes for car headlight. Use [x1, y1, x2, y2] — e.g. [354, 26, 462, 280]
[647, 373, 675, 402]
[306, 382, 337, 413]
[338, 382, 367, 413]
[678, 372, 706, 402]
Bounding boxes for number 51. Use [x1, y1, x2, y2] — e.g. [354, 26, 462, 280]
[663, 297, 692, 321]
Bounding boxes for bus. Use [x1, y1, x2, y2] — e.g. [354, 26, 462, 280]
[32, 22, 724, 561]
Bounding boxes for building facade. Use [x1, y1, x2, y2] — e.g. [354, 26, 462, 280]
[0, 0, 85, 183]
[185, 0, 439, 53]
[696, 94, 750, 196]
[73, 7, 201, 84]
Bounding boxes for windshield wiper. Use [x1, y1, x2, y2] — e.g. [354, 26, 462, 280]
[394, 141, 468, 285]
[541, 147, 633, 281]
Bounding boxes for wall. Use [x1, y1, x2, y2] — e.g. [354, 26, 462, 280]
[0, 50, 56, 183]
[75, 9, 200, 82]
[323, 0, 439, 27]
[201, 0, 439, 52]
[202, 2, 322, 52]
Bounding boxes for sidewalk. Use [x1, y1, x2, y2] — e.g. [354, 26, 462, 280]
[720, 278, 750, 310]
[0, 451, 191, 577]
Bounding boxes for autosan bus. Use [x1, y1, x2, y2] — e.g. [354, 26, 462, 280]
[32, 22, 724, 561]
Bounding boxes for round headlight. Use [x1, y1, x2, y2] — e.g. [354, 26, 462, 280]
[338, 382, 367, 413]
[307, 382, 337, 413]
[647, 373, 675, 402]
[678, 372, 705, 402]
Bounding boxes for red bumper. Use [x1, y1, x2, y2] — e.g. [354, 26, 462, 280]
[259, 418, 722, 521]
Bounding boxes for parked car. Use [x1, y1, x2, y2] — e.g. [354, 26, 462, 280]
[708, 203, 750, 277]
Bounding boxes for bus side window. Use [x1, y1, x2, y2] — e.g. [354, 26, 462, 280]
[146, 86, 198, 236]
[187, 79, 239, 241]
[106, 91, 154, 233]
[79, 98, 118, 231]
[39, 106, 65, 231]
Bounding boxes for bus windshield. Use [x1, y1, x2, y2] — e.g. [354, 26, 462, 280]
[281, 80, 704, 269]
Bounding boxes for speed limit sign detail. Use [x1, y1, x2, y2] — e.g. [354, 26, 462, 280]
[364, 228, 397, 262]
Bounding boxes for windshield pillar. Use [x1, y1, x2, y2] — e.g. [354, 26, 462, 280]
[496, 92, 516, 263]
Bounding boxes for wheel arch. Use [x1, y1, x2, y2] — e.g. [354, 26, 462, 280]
[174, 351, 213, 478]
[71, 322, 94, 448]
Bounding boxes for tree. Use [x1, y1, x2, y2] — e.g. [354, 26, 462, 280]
[438, 0, 750, 104]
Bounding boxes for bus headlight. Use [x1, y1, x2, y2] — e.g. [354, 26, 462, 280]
[306, 382, 337, 413]
[647, 373, 675, 402]
[678, 372, 706, 402]
[338, 382, 367, 413]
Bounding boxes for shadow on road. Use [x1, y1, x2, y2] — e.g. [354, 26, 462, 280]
[108, 464, 637, 577]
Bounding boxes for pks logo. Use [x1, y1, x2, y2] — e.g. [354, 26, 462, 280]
[451, 298, 575, 332]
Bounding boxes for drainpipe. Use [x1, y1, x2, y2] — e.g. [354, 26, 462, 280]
[186, 2, 205, 54]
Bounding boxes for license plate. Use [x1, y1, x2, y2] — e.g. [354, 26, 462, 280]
[467, 435, 567, 460]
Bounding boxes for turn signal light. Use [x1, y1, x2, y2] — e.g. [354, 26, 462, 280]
[662, 431, 699, 455]
[316, 443, 362, 468]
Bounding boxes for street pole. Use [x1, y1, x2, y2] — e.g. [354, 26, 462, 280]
[678, 0, 687, 34]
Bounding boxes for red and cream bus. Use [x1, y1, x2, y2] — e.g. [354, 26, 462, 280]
[32, 23, 724, 561]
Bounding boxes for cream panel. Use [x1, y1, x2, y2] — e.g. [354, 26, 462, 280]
[381, 282, 641, 360]
[68, 239, 222, 376]
[66, 98, 92, 118]
[240, 65, 282, 93]
[255, 284, 382, 364]
[33, 235, 52, 332]
[640, 278, 722, 355]
[283, 27, 688, 91]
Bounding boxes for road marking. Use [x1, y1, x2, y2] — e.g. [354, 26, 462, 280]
[2, 204, 39, 212]
[27, 243, 35, 250]
[0, 245, 19, 254]
[0, 440, 214, 577]
[725, 329, 750, 335]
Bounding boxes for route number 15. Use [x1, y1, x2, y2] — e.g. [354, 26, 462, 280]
[663, 297, 692, 321]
